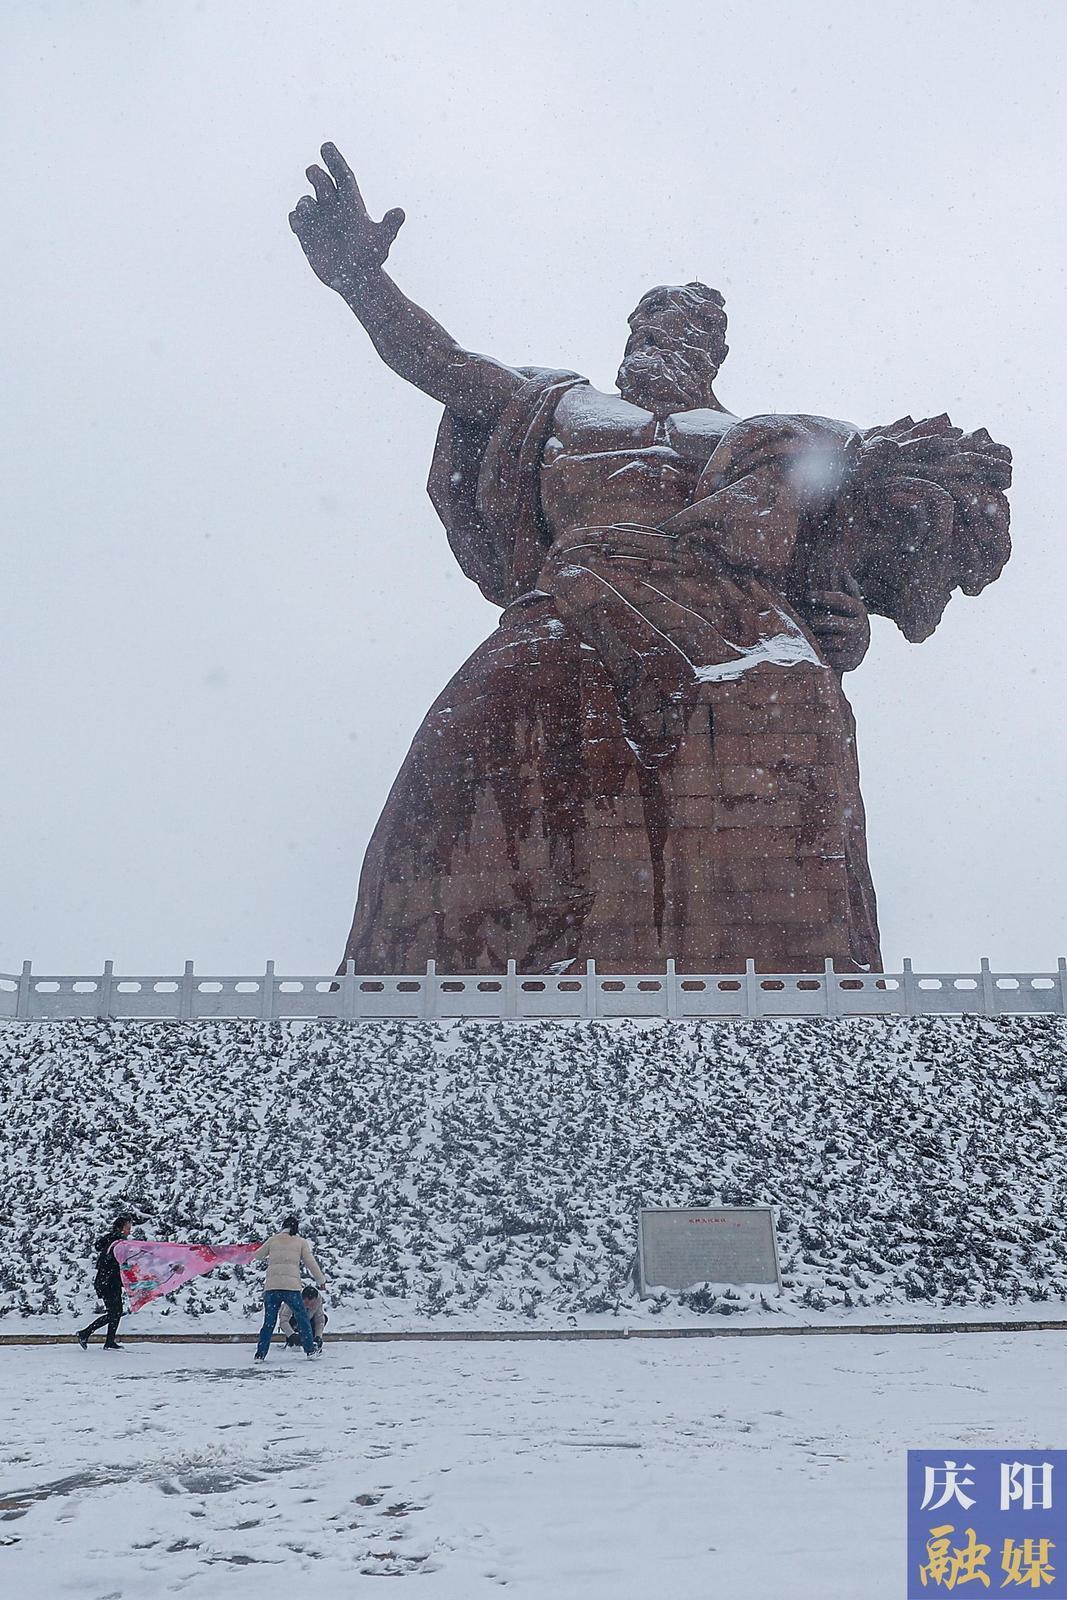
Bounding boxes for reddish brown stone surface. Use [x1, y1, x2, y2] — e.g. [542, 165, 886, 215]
[289, 143, 1012, 975]
[343, 610, 876, 973]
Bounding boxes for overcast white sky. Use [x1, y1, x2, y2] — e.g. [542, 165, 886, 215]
[2, 0, 1064, 976]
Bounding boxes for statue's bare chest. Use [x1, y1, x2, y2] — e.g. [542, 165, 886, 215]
[540, 385, 738, 533]
[547, 385, 737, 463]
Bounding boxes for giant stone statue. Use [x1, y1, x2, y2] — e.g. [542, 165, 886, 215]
[291, 144, 1012, 975]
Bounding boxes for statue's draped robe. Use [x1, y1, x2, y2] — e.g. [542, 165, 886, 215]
[343, 370, 880, 974]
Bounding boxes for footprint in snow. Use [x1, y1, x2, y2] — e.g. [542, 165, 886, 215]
[359, 1550, 437, 1576]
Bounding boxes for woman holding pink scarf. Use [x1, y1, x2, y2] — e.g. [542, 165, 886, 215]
[252, 1216, 326, 1361]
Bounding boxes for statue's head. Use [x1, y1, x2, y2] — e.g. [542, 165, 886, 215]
[616, 282, 728, 413]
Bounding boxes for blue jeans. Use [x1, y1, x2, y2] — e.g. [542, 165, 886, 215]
[256, 1290, 314, 1357]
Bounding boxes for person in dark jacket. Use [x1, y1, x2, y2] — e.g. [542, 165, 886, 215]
[75, 1214, 135, 1350]
[280, 1284, 328, 1351]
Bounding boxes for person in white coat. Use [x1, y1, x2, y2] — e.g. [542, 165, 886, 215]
[252, 1215, 326, 1360]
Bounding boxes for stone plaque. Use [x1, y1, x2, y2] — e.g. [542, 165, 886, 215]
[637, 1206, 781, 1296]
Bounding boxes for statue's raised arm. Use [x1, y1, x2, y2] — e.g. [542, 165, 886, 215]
[290, 144, 522, 423]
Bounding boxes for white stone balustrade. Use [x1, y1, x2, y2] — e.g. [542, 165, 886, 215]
[2, 958, 1066, 1021]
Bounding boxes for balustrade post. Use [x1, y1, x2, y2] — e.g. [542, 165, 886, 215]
[902, 958, 916, 1017]
[1059, 958, 1067, 1018]
[505, 959, 517, 1019]
[260, 960, 275, 1022]
[585, 959, 597, 1019]
[98, 959, 115, 1021]
[16, 960, 32, 1021]
[342, 958, 358, 1022]
[743, 959, 758, 1019]
[179, 960, 196, 1021]
[665, 958, 678, 1020]
[980, 957, 995, 1017]
[823, 957, 838, 1018]
[422, 960, 437, 1021]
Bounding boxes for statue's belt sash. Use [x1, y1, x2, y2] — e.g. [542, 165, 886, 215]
[533, 521, 823, 760]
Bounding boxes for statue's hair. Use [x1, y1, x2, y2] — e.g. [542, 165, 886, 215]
[630, 281, 729, 374]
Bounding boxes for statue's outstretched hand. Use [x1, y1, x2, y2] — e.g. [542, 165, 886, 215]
[806, 576, 871, 673]
[289, 143, 405, 290]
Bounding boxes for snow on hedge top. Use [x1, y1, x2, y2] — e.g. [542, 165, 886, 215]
[1, 1015, 1066, 1327]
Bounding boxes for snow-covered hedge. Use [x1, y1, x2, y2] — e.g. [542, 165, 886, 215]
[2, 1015, 1066, 1325]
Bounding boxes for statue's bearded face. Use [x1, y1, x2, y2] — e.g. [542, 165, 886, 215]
[616, 284, 728, 415]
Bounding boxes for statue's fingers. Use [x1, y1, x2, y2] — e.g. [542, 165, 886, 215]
[806, 582, 865, 613]
[289, 204, 329, 255]
[321, 142, 365, 207]
[808, 607, 857, 630]
[379, 206, 405, 246]
[305, 165, 336, 206]
[288, 197, 315, 236]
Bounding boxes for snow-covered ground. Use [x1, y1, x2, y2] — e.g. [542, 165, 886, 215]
[6, 1015, 1066, 1592]
[4, 1015, 1067, 1329]
[1, 1332, 1063, 1597]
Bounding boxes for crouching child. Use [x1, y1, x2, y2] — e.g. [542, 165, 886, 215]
[280, 1285, 327, 1351]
